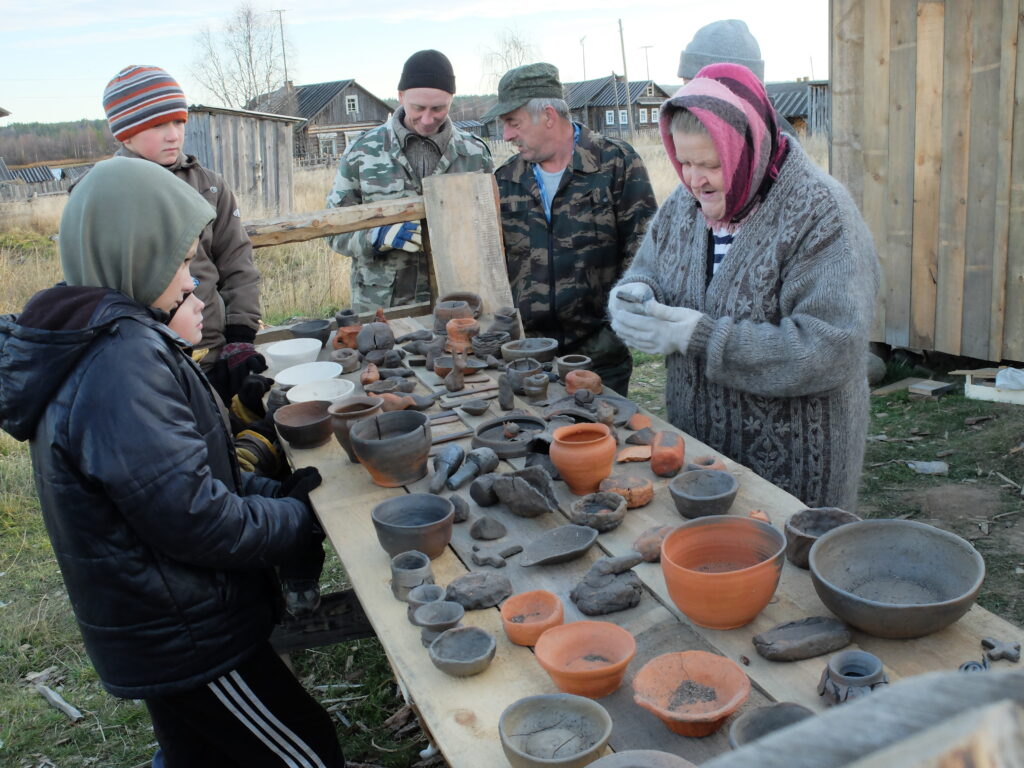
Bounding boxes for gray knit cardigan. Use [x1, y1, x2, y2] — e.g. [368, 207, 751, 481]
[619, 142, 880, 509]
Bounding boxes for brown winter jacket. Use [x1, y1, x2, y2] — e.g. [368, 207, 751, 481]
[116, 148, 262, 358]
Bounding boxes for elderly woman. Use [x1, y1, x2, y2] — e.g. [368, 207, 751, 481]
[610, 63, 879, 510]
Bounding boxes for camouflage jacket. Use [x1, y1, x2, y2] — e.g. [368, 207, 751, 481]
[495, 124, 656, 365]
[326, 112, 493, 311]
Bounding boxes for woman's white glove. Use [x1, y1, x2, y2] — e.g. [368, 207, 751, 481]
[611, 296, 703, 356]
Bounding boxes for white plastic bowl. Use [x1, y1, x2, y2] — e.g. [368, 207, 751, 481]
[264, 338, 322, 371]
[286, 377, 356, 405]
[274, 361, 343, 389]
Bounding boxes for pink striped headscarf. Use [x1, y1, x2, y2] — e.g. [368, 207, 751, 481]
[659, 63, 788, 228]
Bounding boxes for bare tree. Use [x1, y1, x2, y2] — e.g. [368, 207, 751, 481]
[191, 4, 286, 109]
[481, 27, 539, 92]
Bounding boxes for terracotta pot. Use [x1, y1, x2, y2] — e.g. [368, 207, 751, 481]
[328, 395, 384, 463]
[565, 369, 603, 396]
[784, 507, 861, 569]
[371, 493, 454, 558]
[350, 410, 432, 487]
[661, 517, 785, 629]
[433, 300, 472, 332]
[500, 590, 564, 646]
[533, 620, 636, 698]
[555, 354, 592, 381]
[549, 423, 616, 495]
[632, 651, 751, 737]
[686, 454, 727, 472]
[445, 317, 480, 353]
[332, 323, 363, 350]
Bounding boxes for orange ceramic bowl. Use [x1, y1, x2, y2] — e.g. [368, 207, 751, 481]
[661, 516, 785, 629]
[534, 621, 636, 698]
[632, 651, 751, 737]
[500, 590, 564, 646]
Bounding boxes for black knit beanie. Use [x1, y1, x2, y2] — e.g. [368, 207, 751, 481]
[398, 50, 456, 94]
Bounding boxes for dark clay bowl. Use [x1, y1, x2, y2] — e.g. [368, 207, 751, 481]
[500, 693, 613, 768]
[429, 625, 496, 677]
[809, 519, 985, 639]
[727, 702, 814, 749]
[272, 400, 333, 448]
[668, 469, 739, 519]
[785, 507, 861, 569]
[502, 337, 559, 363]
[291, 319, 332, 347]
[371, 493, 455, 559]
[349, 410, 431, 487]
[438, 291, 483, 318]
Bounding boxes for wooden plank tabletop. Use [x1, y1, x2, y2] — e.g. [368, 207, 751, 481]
[269, 316, 1024, 767]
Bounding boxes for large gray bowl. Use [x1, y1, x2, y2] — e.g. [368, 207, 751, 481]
[371, 493, 454, 559]
[809, 519, 985, 639]
[500, 693, 613, 768]
[668, 469, 738, 518]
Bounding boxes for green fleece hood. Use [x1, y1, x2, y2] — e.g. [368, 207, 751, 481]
[60, 156, 215, 307]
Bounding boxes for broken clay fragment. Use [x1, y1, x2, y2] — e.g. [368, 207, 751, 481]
[469, 515, 507, 541]
[651, 431, 685, 477]
[446, 572, 512, 610]
[599, 475, 654, 509]
[625, 427, 656, 446]
[752, 617, 853, 662]
[570, 554, 644, 616]
[616, 445, 652, 463]
[450, 493, 470, 523]
[748, 509, 771, 524]
[359, 362, 380, 386]
[632, 525, 674, 562]
[492, 466, 563, 518]
[627, 413, 653, 431]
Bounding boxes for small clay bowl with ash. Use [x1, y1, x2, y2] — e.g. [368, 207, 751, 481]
[499, 693, 613, 768]
[568, 492, 627, 532]
[428, 625, 496, 677]
[631, 650, 750, 737]
[534, 620, 636, 698]
[500, 590, 564, 646]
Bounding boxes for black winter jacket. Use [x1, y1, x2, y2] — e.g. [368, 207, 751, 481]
[0, 287, 317, 698]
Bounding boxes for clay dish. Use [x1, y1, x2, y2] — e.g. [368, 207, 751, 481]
[785, 507, 861, 569]
[534, 620, 636, 698]
[590, 751, 696, 768]
[438, 291, 483, 318]
[500, 590, 565, 646]
[429, 625, 496, 677]
[265, 337, 322, 372]
[290, 319, 332, 347]
[349, 410, 432, 487]
[406, 583, 446, 624]
[727, 702, 813, 749]
[632, 650, 751, 737]
[502, 337, 559, 363]
[499, 693, 613, 768]
[668, 469, 739, 519]
[808, 519, 985, 638]
[520, 525, 599, 567]
[370, 493, 455, 559]
[661, 517, 786, 629]
[459, 399, 491, 417]
[274, 361, 342, 389]
[568, 492, 627, 532]
[413, 599, 465, 632]
[285, 377, 355, 406]
[472, 414, 548, 458]
[272, 400, 333, 448]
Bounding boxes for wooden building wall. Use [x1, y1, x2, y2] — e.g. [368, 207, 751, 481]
[185, 109, 295, 215]
[831, 0, 1024, 362]
[307, 84, 391, 130]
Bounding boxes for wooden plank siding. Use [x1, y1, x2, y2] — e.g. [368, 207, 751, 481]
[832, 0, 1024, 362]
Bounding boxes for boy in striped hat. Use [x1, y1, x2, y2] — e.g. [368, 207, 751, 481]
[103, 66, 264, 395]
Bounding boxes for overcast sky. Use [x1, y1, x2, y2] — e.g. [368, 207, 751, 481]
[2, 0, 829, 125]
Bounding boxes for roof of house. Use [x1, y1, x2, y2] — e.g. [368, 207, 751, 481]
[453, 120, 483, 130]
[11, 165, 56, 184]
[58, 163, 95, 181]
[0, 157, 15, 182]
[766, 80, 828, 120]
[252, 80, 391, 122]
[0, 107, 10, 119]
[562, 78, 671, 109]
[188, 104, 303, 122]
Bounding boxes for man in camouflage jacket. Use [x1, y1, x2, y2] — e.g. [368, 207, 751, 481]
[327, 50, 493, 312]
[485, 63, 657, 395]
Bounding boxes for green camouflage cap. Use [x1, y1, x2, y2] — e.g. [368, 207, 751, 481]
[481, 63, 563, 121]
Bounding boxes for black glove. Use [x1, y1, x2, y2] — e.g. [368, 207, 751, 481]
[209, 343, 267, 404]
[238, 374, 272, 418]
[277, 467, 323, 507]
[224, 324, 257, 345]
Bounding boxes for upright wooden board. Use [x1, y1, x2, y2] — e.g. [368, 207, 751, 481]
[831, 0, 866, 207]
[1005, 0, 1024, 362]
[422, 173, 517, 323]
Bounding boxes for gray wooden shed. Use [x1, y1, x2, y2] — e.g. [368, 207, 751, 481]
[184, 105, 302, 215]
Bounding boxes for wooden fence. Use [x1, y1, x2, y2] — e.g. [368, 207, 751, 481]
[831, 0, 1024, 362]
[0, 179, 71, 202]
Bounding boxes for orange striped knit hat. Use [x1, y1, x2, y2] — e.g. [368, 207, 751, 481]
[103, 66, 188, 142]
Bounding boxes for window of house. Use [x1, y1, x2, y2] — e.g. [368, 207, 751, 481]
[650, 107, 660, 123]
[645, 83, 655, 97]
[619, 109, 627, 125]
[346, 95, 358, 114]
[605, 110, 615, 126]
[639, 108, 648, 124]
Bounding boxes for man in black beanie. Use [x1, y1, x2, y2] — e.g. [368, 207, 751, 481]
[326, 49, 493, 312]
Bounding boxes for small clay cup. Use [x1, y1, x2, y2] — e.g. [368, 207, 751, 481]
[533, 620, 636, 698]
[818, 649, 888, 706]
[565, 370, 603, 396]
[668, 469, 739, 519]
[350, 410, 431, 487]
[291, 319, 332, 347]
[686, 454, 727, 473]
[506, 357, 543, 394]
[328, 395, 385, 463]
[568, 492, 627, 532]
[632, 650, 751, 737]
[438, 291, 483, 318]
[555, 354, 592, 380]
[429, 625, 496, 677]
[406, 583, 446, 624]
[272, 400, 333, 448]
[500, 693, 613, 768]
[414, 600, 464, 647]
[433, 300, 472, 332]
[501, 337, 559, 363]
[329, 347, 362, 373]
[784, 507, 861, 569]
[727, 702, 813, 749]
[522, 373, 549, 400]
[370, 493, 455, 559]
[389, 550, 434, 602]
[500, 590, 565, 646]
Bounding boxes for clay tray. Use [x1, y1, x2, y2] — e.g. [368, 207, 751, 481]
[519, 525, 599, 567]
[472, 415, 548, 459]
[542, 393, 639, 427]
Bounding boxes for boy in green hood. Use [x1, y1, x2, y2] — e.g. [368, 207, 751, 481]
[0, 157, 344, 767]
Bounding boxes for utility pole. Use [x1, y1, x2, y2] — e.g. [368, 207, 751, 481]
[618, 19, 635, 140]
[580, 36, 587, 80]
[610, 72, 621, 138]
[272, 9, 289, 87]
[640, 45, 654, 81]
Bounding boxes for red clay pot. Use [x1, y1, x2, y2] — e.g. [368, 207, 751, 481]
[549, 423, 616, 495]
[500, 590, 564, 646]
[651, 431, 685, 477]
[332, 324, 363, 350]
[534, 620, 636, 698]
[564, 369, 604, 395]
[445, 317, 480, 353]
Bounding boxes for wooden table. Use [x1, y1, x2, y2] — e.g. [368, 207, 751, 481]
[271, 317, 1024, 766]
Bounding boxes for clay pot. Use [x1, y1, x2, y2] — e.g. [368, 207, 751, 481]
[350, 410, 431, 487]
[370, 493, 454, 559]
[334, 308, 357, 327]
[445, 317, 480, 353]
[329, 347, 362, 373]
[631, 650, 751, 737]
[272, 400, 333, 448]
[784, 507, 861, 569]
[569, 492, 627, 532]
[661, 516, 786, 629]
[817, 649, 888, 706]
[686, 454, 727, 472]
[438, 291, 483, 318]
[429, 626, 496, 677]
[433, 300, 472, 332]
[522, 373, 549, 399]
[599, 475, 654, 509]
[328, 395, 384, 463]
[533, 620, 636, 698]
[727, 702, 813, 749]
[414, 600, 464, 647]
[651, 431, 685, 477]
[565, 369, 603, 396]
[291, 319, 332, 347]
[555, 354, 592, 380]
[500, 693, 613, 768]
[500, 590, 564, 646]
[506, 358, 543, 394]
[668, 469, 739, 518]
[549, 423, 616, 495]
[406, 583, 446, 624]
[389, 550, 434, 601]
[332, 324, 363, 350]
[471, 331, 510, 358]
[502, 337, 559, 363]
